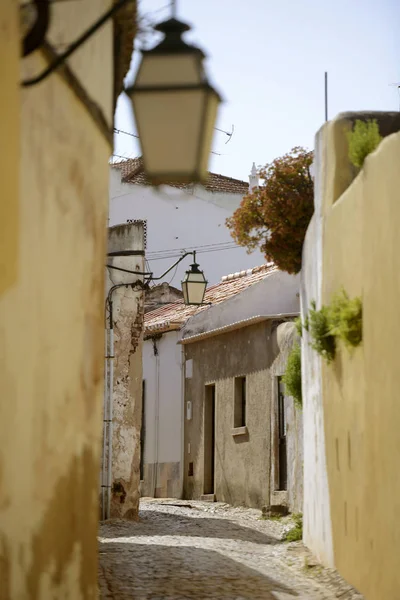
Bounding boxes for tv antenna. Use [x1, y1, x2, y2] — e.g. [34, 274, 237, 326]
[214, 124, 234, 144]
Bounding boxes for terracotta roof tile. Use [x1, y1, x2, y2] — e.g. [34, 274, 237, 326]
[111, 157, 249, 195]
[144, 263, 276, 335]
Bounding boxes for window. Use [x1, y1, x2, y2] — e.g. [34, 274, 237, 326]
[234, 376, 246, 428]
[277, 377, 287, 491]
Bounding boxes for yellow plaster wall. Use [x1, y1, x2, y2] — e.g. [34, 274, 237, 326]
[0, 2, 112, 597]
[322, 128, 400, 599]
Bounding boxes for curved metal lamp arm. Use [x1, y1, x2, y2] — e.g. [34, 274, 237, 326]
[22, 0, 132, 87]
[105, 251, 195, 281]
[149, 251, 194, 281]
[22, 0, 50, 57]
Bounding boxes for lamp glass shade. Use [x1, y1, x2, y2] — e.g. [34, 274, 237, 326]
[126, 19, 222, 185]
[181, 264, 207, 305]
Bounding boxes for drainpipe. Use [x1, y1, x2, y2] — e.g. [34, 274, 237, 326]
[106, 305, 115, 519]
[179, 344, 185, 499]
[101, 328, 108, 521]
[153, 337, 160, 497]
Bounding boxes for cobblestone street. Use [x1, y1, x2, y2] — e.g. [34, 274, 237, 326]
[99, 499, 363, 600]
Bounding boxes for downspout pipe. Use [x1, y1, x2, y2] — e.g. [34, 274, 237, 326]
[180, 344, 185, 499]
[152, 337, 160, 498]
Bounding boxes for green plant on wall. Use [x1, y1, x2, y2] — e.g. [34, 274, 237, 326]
[347, 119, 382, 169]
[283, 342, 302, 409]
[329, 288, 362, 349]
[307, 300, 336, 363]
[303, 292, 362, 364]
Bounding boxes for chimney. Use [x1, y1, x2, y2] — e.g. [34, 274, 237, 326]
[249, 162, 259, 192]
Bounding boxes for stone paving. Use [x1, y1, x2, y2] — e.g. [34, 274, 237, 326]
[98, 499, 364, 600]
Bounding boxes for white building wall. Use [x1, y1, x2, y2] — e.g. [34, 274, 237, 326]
[142, 330, 183, 498]
[109, 168, 265, 287]
[301, 126, 334, 567]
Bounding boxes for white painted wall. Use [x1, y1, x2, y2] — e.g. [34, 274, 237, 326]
[301, 126, 334, 567]
[142, 331, 183, 490]
[109, 167, 265, 287]
[181, 270, 300, 339]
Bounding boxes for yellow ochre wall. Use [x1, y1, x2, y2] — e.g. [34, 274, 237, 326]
[0, 1, 113, 597]
[321, 118, 400, 599]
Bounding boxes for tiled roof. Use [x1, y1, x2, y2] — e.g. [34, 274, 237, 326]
[111, 157, 249, 195]
[144, 263, 276, 336]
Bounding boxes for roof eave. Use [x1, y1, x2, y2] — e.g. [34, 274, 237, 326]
[179, 312, 300, 345]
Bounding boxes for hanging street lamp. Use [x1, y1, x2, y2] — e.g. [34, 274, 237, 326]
[181, 252, 208, 306]
[125, 6, 222, 185]
[106, 250, 208, 308]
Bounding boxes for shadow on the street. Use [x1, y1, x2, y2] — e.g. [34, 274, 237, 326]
[98, 542, 298, 599]
[99, 507, 280, 546]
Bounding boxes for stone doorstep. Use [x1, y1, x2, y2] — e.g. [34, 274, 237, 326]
[200, 494, 216, 502]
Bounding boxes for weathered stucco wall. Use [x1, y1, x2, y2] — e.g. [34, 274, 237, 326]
[141, 331, 183, 499]
[301, 125, 335, 567]
[319, 120, 400, 599]
[107, 224, 145, 519]
[184, 322, 281, 508]
[270, 322, 303, 514]
[0, 2, 113, 597]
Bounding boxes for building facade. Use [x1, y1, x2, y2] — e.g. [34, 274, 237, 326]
[109, 158, 264, 287]
[142, 266, 302, 510]
[182, 318, 302, 511]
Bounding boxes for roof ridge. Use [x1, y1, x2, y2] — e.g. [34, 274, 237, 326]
[111, 158, 249, 193]
[220, 262, 275, 282]
[208, 172, 248, 185]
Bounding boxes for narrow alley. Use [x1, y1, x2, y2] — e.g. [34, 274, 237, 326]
[98, 500, 363, 600]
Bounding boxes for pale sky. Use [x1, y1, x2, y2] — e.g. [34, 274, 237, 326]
[114, 0, 400, 182]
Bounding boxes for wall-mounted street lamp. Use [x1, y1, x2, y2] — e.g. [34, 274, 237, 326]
[181, 252, 207, 306]
[22, 1, 222, 186]
[125, 9, 222, 185]
[106, 250, 208, 318]
[102, 248, 207, 519]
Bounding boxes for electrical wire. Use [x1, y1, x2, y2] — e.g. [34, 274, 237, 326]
[113, 127, 229, 156]
[147, 239, 238, 255]
[146, 244, 241, 262]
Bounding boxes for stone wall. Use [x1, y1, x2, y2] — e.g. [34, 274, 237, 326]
[106, 224, 145, 519]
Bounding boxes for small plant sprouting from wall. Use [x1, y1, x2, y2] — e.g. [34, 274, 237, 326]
[284, 513, 303, 542]
[283, 343, 302, 409]
[295, 316, 303, 337]
[347, 119, 382, 169]
[307, 301, 336, 364]
[328, 289, 362, 349]
[300, 291, 362, 364]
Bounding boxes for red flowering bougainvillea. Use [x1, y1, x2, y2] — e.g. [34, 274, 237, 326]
[226, 147, 314, 274]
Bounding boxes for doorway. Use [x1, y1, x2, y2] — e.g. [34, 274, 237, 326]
[203, 384, 215, 495]
[277, 377, 288, 491]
